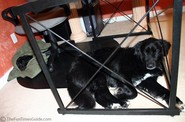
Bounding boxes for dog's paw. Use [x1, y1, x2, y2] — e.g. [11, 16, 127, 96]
[176, 103, 185, 112]
[111, 102, 130, 109]
[175, 98, 185, 112]
[111, 103, 124, 109]
[121, 101, 130, 108]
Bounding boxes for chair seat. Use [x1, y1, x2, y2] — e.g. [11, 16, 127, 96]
[15, 16, 67, 34]
[15, 7, 68, 34]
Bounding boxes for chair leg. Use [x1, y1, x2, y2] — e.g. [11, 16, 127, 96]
[47, 49, 57, 72]
[45, 30, 61, 72]
[47, 30, 62, 53]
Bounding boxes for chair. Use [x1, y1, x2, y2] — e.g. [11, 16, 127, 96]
[1, 0, 71, 72]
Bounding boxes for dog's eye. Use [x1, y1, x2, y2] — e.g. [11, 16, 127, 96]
[144, 48, 151, 55]
[151, 48, 156, 53]
[144, 47, 157, 56]
[145, 48, 150, 54]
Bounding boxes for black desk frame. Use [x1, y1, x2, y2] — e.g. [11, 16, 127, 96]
[10, 0, 183, 115]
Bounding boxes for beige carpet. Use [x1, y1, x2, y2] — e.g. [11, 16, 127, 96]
[0, 11, 185, 122]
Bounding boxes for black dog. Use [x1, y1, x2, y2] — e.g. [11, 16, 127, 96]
[67, 38, 184, 110]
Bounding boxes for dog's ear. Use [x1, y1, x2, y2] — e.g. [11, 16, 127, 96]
[134, 41, 143, 56]
[158, 39, 171, 56]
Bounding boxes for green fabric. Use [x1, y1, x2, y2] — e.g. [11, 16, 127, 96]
[8, 40, 51, 81]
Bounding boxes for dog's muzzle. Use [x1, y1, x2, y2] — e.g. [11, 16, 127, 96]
[146, 62, 156, 70]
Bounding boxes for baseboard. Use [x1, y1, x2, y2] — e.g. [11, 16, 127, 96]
[0, 68, 12, 89]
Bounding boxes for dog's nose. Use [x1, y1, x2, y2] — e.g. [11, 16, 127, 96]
[146, 63, 156, 70]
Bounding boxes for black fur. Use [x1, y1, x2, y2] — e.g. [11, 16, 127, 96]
[67, 38, 184, 110]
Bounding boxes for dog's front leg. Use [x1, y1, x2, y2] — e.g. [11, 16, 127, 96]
[137, 76, 184, 111]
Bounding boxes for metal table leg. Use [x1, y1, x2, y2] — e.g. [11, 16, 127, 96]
[169, 0, 183, 110]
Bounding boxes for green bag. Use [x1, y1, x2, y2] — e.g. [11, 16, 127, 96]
[8, 41, 51, 81]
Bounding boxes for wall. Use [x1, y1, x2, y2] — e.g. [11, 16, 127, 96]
[0, 0, 27, 77]
[100, 0, 185, 19]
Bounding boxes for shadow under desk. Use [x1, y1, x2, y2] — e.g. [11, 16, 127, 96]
[17, 38, 119, 89]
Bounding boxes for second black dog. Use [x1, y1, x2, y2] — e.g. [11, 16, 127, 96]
[67, 38, 184, 110]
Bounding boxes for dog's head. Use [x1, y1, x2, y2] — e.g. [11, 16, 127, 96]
[134, 38, 171, 70]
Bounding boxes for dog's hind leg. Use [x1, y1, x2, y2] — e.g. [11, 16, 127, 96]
[93, 76, 128, 109]
[67, 82, 96, 109]
[95, 90, 128, 109]
[94, 89, 117, 109]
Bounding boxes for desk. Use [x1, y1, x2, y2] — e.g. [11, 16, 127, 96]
[8, 0, 183, 115]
